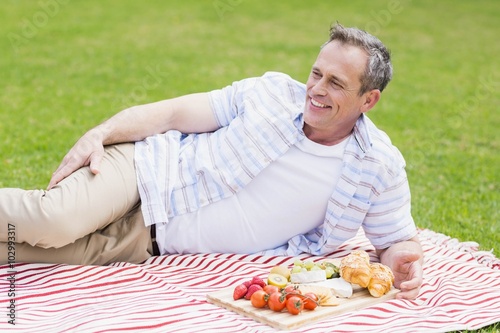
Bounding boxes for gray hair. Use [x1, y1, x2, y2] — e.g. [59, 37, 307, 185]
[324, 23, 393, 95]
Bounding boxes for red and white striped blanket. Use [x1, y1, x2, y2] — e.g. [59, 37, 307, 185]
[1, 229, 499, 332]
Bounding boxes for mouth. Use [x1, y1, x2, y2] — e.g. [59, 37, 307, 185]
[310, 98, 330, 109]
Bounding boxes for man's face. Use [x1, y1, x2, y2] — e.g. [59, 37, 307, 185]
[304, 41, 373, 144]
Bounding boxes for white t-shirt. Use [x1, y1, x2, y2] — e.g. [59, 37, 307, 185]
[156, 135, 349, 254]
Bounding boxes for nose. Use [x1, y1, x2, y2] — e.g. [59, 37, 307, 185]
[310, 78, 327, 96]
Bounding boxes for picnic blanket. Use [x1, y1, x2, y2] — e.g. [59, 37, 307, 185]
[1, 228, 499, 333]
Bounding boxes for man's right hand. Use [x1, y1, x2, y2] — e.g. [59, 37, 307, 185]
[47, 129, 105, 190]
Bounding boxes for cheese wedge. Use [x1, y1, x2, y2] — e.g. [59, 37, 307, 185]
[311, 277, 353, 298]
[290, 270, 327, 284]
[295, 284, 340, 306]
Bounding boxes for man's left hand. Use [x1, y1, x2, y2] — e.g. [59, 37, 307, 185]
[377, 236, 424, 300]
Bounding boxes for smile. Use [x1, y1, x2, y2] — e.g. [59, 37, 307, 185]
[311, 98, 329, 108]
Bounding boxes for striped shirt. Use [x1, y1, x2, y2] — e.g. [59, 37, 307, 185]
[134, 72, 417, 256]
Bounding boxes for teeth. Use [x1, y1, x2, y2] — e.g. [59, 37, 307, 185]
[311, 99, 328, 108]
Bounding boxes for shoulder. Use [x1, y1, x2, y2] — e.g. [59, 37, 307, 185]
[213, 71, 305, 100]
[260, 71, 303, 85]
[230, 72, 306, 115]
[358, 115, 406, 176]
[253, 72, 306, 109]
[237, 71, 305, 97]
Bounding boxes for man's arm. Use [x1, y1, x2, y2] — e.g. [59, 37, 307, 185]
[47, 92, 217, 189]
[376, 235, 424, 300]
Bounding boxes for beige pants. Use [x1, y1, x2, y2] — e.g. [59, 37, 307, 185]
[0, 143, 153, 265]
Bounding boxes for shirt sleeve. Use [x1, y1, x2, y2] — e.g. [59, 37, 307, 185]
[207, 76, 259, 128]
[207, 71, 304, 128]
[362, 166, 418, 249]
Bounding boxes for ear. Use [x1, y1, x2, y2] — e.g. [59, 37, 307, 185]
[360, 89, 381, 113]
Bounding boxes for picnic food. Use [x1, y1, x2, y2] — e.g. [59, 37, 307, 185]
[267, 291, 287, 311]
[233, 276, 269, 300]
[302, 292, 319, 310]
[233, 284, 248, 300]
[339, 250, 395, 297]
[245, 284, 263, 300]
[247, 287, 321, 315]
[263, 285, 279, 295]
[250, 290, 269, 308]
[367, 263, 395, 298]
[269, 265, 291, 280]
[313, 277, 353, 298]
[267, 273, 288, 288]
[283, 285, 302, 299]
[290, 260, 339, 279]
[290, 269, 326, 284]
[251, 276, 267, 288]
[339, 250, 372, 288]
[286, 296, 304, 315]
[295, 284, 340, 306]
[232, 277, 326, 315]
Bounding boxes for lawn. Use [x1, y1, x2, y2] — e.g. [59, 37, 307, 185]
[0, 0, 498, 331]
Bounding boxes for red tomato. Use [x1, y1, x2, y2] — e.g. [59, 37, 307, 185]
[302, 292, 319, 310]
[286, 296, 304, 315]
[284, 285, 302, 300]
[263, 285, 279, 295]
[268, 292, 287, 312]
[250, 290, 269, 308]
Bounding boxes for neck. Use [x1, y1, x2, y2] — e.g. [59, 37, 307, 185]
[303, 125, 353, 146]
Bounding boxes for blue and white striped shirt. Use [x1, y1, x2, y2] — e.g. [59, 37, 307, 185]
[135, 72, 417, 256]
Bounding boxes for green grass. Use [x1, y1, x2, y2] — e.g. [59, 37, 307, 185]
[0, 0, 498, 330]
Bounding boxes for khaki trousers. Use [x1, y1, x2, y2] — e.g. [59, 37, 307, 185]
[0, 143, 153, 265]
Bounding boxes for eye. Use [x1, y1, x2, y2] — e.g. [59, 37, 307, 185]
[311, 70, 321, 79]
[330, 80, 343, 89]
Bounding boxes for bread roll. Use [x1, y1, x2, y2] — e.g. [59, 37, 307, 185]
[367, 263, 395, 297]
[339, 250, 372, 288]
[339, 250, 395, 297]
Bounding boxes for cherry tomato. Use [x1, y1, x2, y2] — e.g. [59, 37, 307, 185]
[268, 292, 287, 312]
[302, 292, 319, 310]
[263, 285, 279, 295]
[250, 290, 269, 308]
[286, 296, 304, 315]
[284, 285, 302, 300]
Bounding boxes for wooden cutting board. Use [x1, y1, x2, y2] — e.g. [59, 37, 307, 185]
[206, 284, 399, 330]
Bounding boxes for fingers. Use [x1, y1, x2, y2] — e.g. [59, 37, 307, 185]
[399, 276, 422, 293]
[396, 287, 420, 300]
[47, 158, 79, 190]
[89, 153, 102, 175]
[46, 149, 103, 190]
[46, 130, 106, 190]
[395, 260, 423, 300]
[396, 276, 422, 300]
[47, 151, 104, 190]
[47, 175, 59, 190]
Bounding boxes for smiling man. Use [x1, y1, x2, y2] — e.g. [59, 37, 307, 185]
[0, 23, 423, 299]
[305, 41, 381, 145]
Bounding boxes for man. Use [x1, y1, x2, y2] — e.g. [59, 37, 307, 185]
[0, 24, 423, 299]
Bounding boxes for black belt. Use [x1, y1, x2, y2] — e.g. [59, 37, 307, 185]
[150, 225, 160, 256]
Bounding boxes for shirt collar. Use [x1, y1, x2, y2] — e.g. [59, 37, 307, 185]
[352, 114, 372, 154]
[296, 112, 373, 152]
